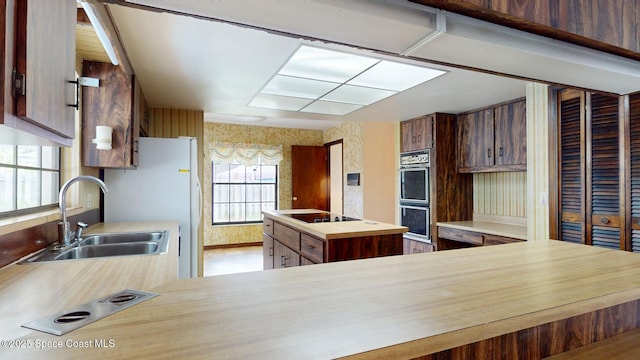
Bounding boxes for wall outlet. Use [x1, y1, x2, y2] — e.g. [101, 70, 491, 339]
[539, 192, 548, 206]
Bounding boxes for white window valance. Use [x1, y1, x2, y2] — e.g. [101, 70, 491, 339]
[210, 142, 283, 165]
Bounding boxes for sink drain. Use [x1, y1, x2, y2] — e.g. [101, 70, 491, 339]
[54, 311, 91, 324]
[108, 294, 137, 304]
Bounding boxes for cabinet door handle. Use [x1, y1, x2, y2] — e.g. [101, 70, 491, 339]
[269, 246, 273, 257]
[67, 79, 79, 109]
[488, 148, 492, 158]
[499, 147, 503, 157]
[600, 217, 610, 224]
[307, 244, 315, 249]
[412, 136, 416, 144]
[280, 255, 286, 267]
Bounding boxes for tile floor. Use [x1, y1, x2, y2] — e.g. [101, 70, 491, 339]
[203, 246, 263, 276]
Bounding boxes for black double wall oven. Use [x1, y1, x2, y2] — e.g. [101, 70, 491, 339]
[400, 150, 430, 243]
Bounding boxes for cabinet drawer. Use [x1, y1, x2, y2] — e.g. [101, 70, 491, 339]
[438, 227, 483, 245]
[274, 222, 300, 250]
[301, 234, 324, 263]
[263, 218, 274, 235]
[483, 234, 523, 246]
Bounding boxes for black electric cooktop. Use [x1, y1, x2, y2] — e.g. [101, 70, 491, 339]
[283, 212, 360, 223]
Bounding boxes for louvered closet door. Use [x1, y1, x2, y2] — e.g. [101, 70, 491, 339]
[558, 90, 585, 244]
[630, 93, 640, 252]
[588, 93, 622, 250]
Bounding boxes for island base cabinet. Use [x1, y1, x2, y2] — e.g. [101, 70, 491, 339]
[263, 234, 274, 270]
[404, 238, 435, 254]
[262, 216, 404, 270]
[274, 240, 299, 269]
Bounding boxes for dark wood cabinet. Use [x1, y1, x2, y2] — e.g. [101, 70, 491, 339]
[402, 113, 473, 245]
[457, 98, 526, 173]
[428, 113, 473, 243]
[495, 100, 527, 168]
[401, 115, 433, 152]
[1, 0, 76, 146]
[82, 60, 138, 168]
[456, 109, 494, 170]
[551, 88, 627, 251]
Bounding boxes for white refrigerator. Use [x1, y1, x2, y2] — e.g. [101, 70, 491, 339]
[104, 137, 201, 279]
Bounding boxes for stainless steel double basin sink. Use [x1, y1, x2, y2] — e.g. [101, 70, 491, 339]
[19, 231, 169, 263]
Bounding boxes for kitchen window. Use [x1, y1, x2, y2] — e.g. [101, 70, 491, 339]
[212, 164, 278, 224]
[0, 145, 60, 217]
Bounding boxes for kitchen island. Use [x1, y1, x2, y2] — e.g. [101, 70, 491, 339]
[262, 209, 407, 269]
[5, 239, 640, 358]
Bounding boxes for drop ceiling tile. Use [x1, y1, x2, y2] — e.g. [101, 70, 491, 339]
[301, 100, 363, 116]
[321, 84, 397, 105]
[248, 93, 313, 111]
[262, 75, 339, 99]
[348, 60, 446, 91]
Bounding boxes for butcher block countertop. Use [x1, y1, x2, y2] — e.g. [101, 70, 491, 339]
[6, 240, 640, 358]
[437, 220, 527, 240]
[0, 221, 179, 342]
[262, 209, 407, 239]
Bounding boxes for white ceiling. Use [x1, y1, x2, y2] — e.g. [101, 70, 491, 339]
[105, 0, 640, 130]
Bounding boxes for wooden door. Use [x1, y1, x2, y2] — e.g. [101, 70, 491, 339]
[15, 0, 76, 140]
[495, 99, 527, 169]
[629, 92, 640, 252]
[556, 89, 586, 244]
[82, 61, 134, 168]
[457, 109, 494, 172]
[291, 145, 328, 210]
[587, 93, 622, 250]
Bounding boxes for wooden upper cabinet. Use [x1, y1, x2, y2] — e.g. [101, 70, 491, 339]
[401, 115, 433, 152]
[457, 108, 494, 171]
[457, 98, 526, 173]
[10, 0, 76, 145]
[495, 100, 526, 169]
[82, 60, 137, 168]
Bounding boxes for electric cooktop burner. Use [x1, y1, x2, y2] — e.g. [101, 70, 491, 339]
[284, 212, 360, 223]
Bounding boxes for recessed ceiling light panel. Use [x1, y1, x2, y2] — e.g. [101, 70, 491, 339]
[262, 75, 339, 99]
[301, 100, 363, 116]
[279, 46, 379, 83]
[321, 84, 397, 105]
[249, 45, 448, 116]
[249, 93, 313, 111]
[347, 60, 446, 91]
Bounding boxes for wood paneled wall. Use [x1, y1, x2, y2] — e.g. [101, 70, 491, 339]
[473, 171, 527, 218]
[411, 0, 640, 61]
[148, 108, 205, 276]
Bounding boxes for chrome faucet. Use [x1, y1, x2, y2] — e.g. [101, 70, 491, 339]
[58, 175, 108, 248]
